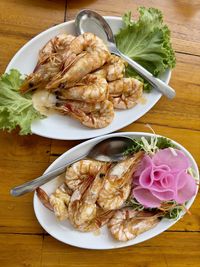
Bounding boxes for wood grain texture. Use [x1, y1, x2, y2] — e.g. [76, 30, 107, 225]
[0, 234, 43, 267]
[66, 0, 200, 56]
[0, 0, 199, 266]
[139, 53, 200, 131]
[42, 232, 200, 267]
[0, 160, 49, 233]
[0, 0, 66, 72]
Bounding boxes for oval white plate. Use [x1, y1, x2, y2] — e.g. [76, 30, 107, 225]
[33, 132, 199, 249]
[6, 17, 171, 140]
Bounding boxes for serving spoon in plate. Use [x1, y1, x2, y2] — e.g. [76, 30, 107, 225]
[75, 9, 176, 99]
[10, 136, 134, 197]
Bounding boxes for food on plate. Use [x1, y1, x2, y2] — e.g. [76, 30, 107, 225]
[107, 208, 161, 242]
[93, 55, 126, 81]
[65, 159, 104, 191]
[56, 99, 114, 128]
[0, 70, 43, 135]
[97, 152, 143, 210]
[20, 34, 76, 93]
[108, 77, 143, 109]
[116, 7, 176, 91]
[0, 7, 176, 134]
[36, 135, 197, 241]
[57, 74, 108, 103]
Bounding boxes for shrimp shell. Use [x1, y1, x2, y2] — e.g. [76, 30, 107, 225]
[36, 184, 72, 221]
[93, 55, 126, 81]
[20, 34, 76, 93]
[68, 165, 110, 231]
[108, 78, 143, 109]
[56, 100, 114, 129]
[38, 34, 76, 63]
[57, 74, 108, 103]
[46, 49, 110, 90]
[108, 208, 161, 241]
[97, 152, 144, 210]
[68, 32, 109, 54]
[65, 159, 104, 191]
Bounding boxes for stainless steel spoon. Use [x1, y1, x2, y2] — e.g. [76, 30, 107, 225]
[10, 136, 134, 197]
[75, 9, 176, 99]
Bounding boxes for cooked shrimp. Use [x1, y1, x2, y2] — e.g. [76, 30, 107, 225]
[68, 32, 109, 54]
[108, 78, 143, 109]
[36, 184, 72, 221]
[68, 165, 110, 231]
[56, 100, 114, 128]
[45, 32, 110, 90]
[97, 152, 144, 210]
[38, 34, 76, 63]
[108, 208, 161, 241]
[65, 159, 104, 191]
[20, 34, 76, 93]
[20, 56, 63, 93]
[46, 49, 110, 90]
[57, 74, 108, 103]
[75, 208, 114, 232]
[93, 55, 126, 81]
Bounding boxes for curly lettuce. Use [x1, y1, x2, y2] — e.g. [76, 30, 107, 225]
[0, 69, 43, 135]
[116, 7, 176, 91]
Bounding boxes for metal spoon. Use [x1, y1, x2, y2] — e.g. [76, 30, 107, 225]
[75, 9, 176, 99]
[10, 136, 134, 197]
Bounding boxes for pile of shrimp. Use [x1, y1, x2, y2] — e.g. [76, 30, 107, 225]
[37, 152, 163, 242]
[20, 32, 143, 129]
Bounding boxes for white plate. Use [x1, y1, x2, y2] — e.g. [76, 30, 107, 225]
[33, 132, 199, 249]
[6, 17, 171, 140]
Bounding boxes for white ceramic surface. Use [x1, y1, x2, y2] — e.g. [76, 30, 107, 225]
[33, 132, 199, 249]
[6, 17, 171, 140]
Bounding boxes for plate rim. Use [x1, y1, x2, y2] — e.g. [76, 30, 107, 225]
[5, 17, 171, 140]
[33, 131, 199, 249]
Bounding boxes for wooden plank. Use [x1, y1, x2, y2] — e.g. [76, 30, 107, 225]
[138, 53, 200, 131]
[0, 160, 49, 233]
[0, 234, 43, 267]
[0, 0, 65, 34]
[0, 131, 51, 163]
[0, 0, 66, 72]
[51, 122, 200, 166]
[67, 0, 200, 56]
[42, 232, 200, 267]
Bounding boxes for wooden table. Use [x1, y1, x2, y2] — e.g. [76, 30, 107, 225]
[0, 0, 199, 266]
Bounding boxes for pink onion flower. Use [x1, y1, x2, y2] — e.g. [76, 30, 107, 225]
[132, 148, 197, 208]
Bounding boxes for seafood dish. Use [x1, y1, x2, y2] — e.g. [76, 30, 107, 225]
[2, 8, 176, 138]
[36, 134, 198, 242]
[20, 32, 143, 129]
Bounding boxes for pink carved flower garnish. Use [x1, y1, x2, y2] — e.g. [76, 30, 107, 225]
[132, 148, 197, 208]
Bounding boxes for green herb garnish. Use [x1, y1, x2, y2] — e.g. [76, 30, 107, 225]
[0, 69, 44, 134]
[124, 136, 176, 156]
[125, 198, 184, 220]
[116, 7, 176, 92]
[156, 137, 176, 149]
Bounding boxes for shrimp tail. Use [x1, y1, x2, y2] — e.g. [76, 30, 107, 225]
[46, 52, 87, 91]
[36, 187, 54, 211]
[56, 102, 86, 122]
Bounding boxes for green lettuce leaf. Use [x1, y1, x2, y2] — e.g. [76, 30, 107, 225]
[116, 7, 176, 91]
[0, 69, 44, 135]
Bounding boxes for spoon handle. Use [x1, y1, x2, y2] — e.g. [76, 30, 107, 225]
[113, 49, 176, 99]
[10, 155, 85, 197]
